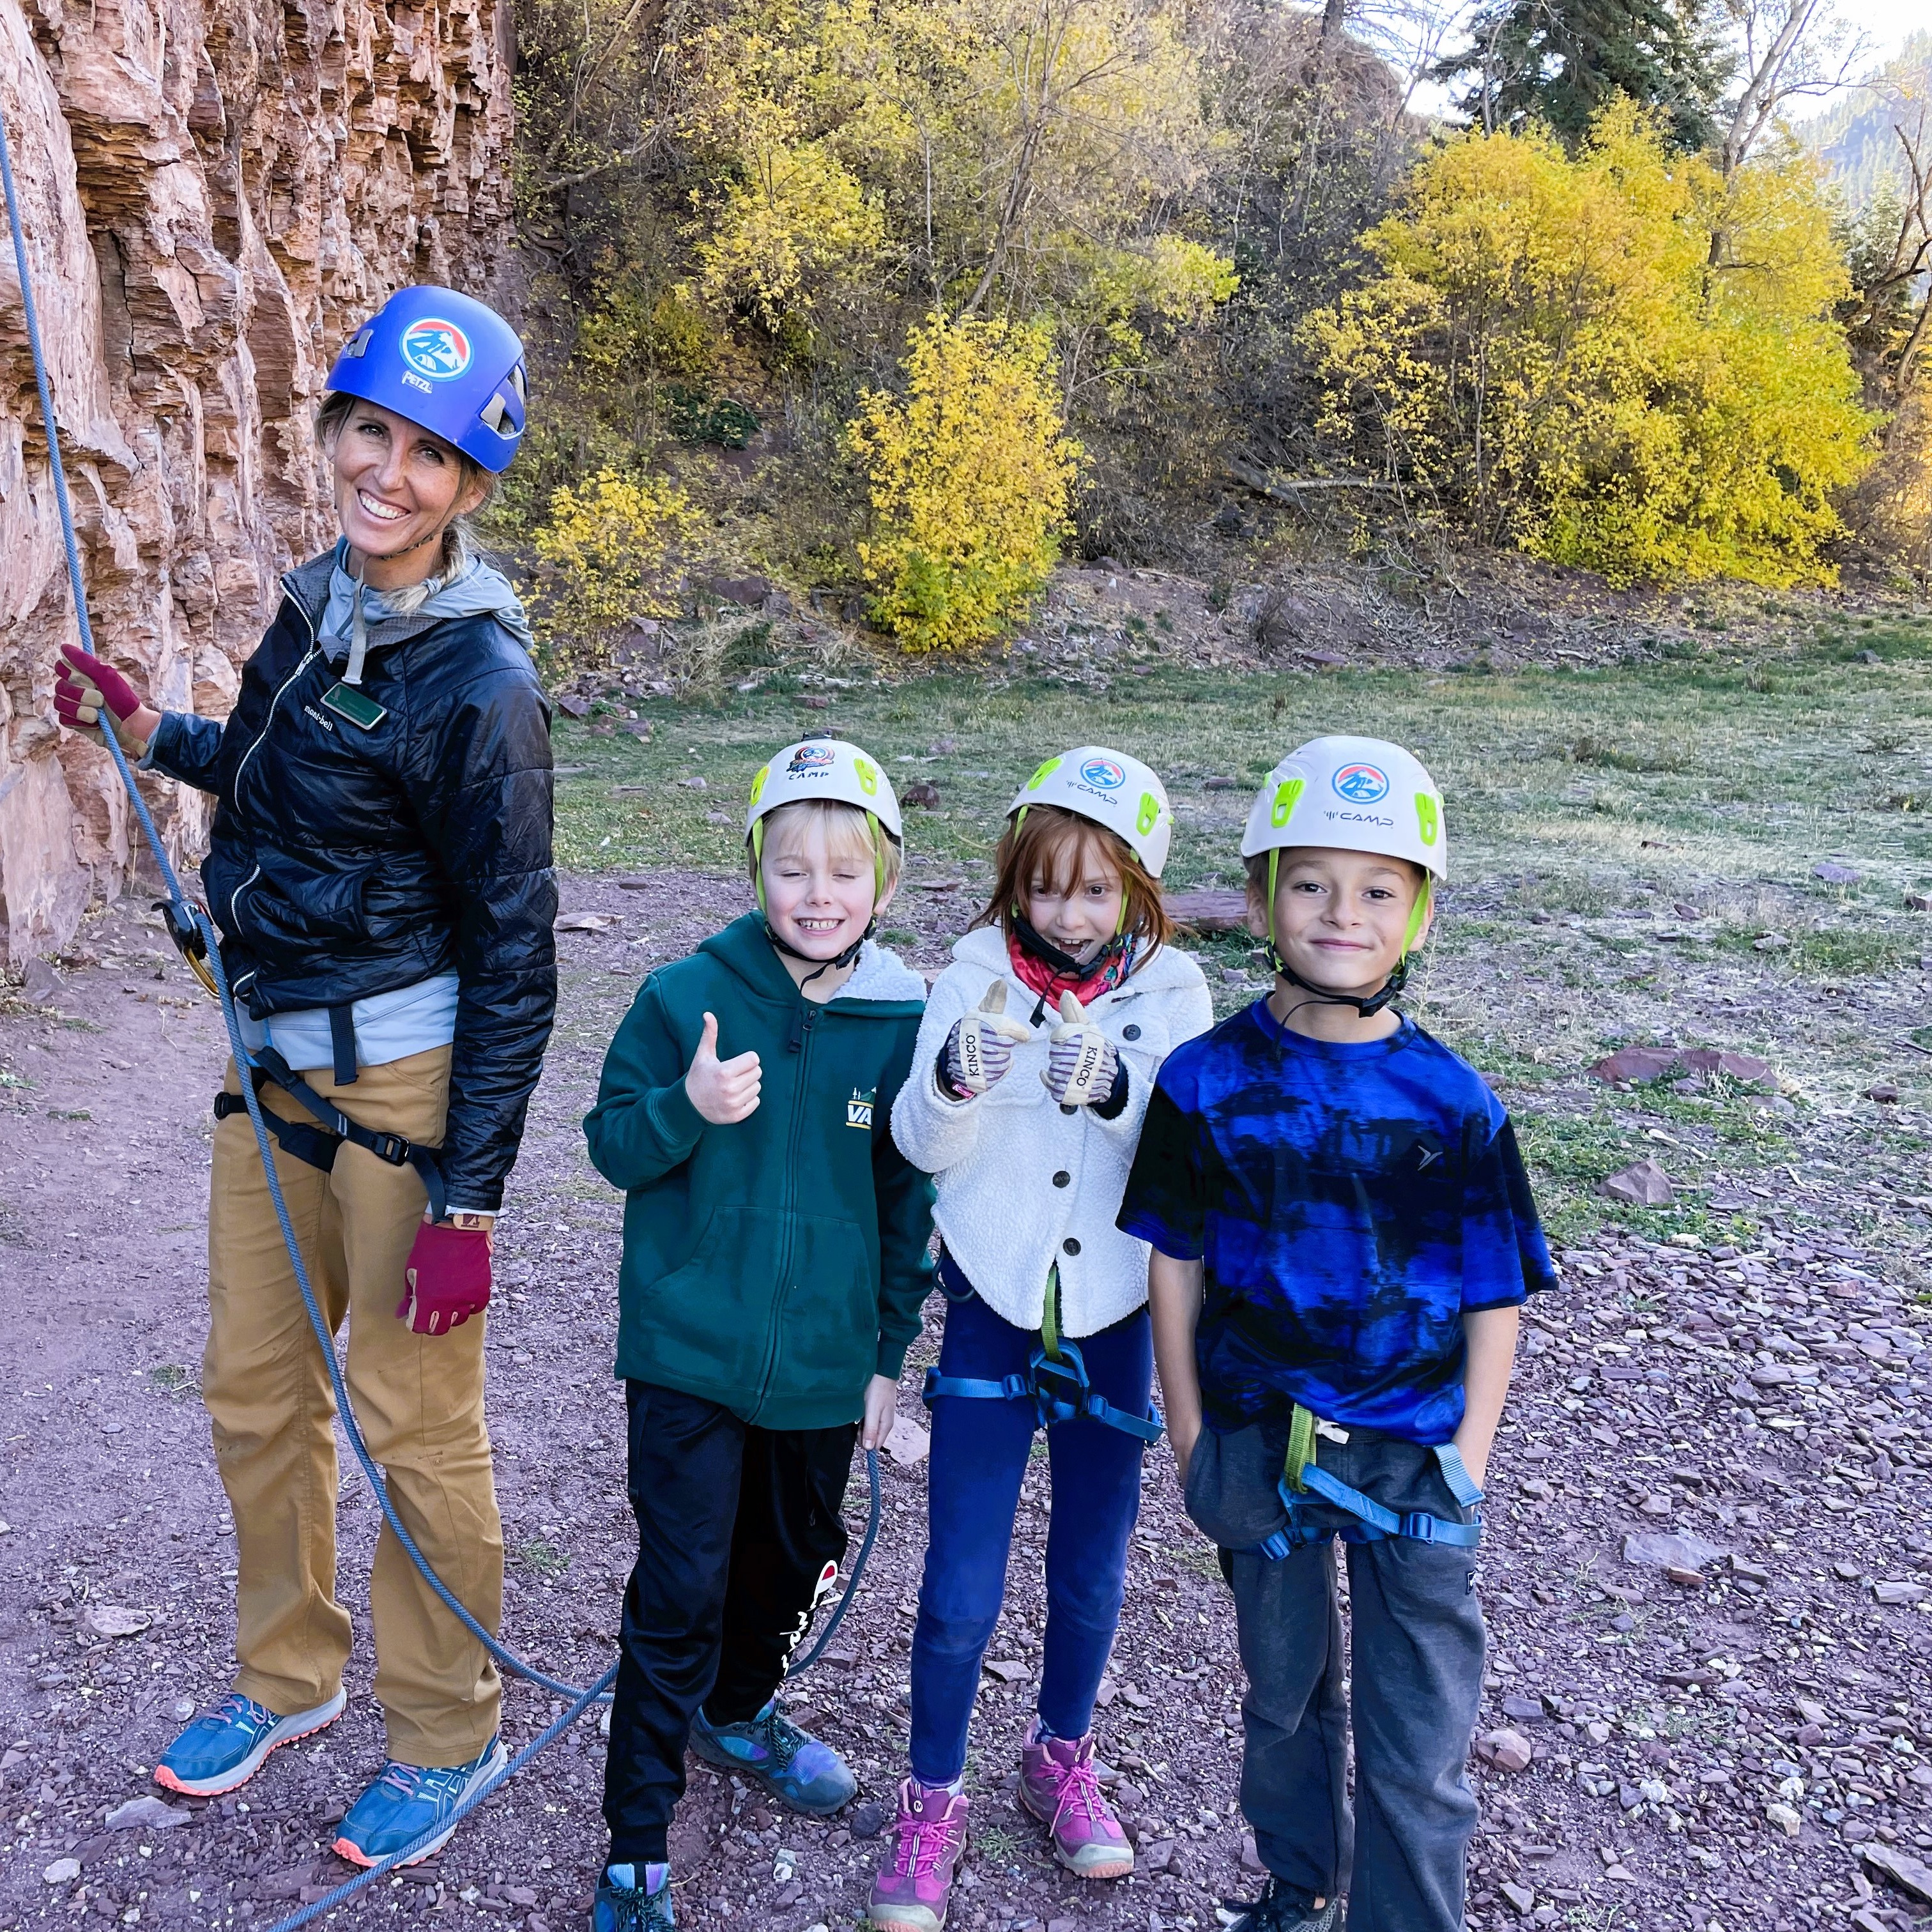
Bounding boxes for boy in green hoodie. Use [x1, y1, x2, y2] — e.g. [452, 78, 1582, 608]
[584, 738, 934, 1930]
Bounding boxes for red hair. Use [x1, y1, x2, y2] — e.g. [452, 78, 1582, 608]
[970, 804, 1173, 951]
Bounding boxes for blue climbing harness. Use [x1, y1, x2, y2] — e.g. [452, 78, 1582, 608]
[922, 1260, 1164, 1445]
[1255, 1405, 1483, 1558]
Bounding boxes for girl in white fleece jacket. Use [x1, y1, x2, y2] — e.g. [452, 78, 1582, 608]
[873, 749, 1213, 1928]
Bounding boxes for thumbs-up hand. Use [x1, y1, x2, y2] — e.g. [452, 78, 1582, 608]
[686, 1011, 762, 1124]
[941, 979, 1033, 1097]
[1042, 991, 1120, 1107]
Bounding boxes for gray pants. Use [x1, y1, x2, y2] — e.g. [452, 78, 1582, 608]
[1184, 1421, 1487, 1932]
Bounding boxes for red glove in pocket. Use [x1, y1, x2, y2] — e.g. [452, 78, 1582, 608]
[397, 1222, 492, 1335]
[54, 643, 146, 738]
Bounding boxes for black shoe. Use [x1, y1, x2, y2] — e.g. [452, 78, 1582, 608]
[1220, 1878, 1343, 1931]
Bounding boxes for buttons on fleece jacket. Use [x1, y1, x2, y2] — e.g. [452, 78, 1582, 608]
[889, 924, 1215, 1339]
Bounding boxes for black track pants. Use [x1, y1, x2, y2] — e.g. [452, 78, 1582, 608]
[602, 1380, 856, 1864]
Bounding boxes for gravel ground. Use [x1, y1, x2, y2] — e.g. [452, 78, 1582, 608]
[3, 868, 1930, 1932]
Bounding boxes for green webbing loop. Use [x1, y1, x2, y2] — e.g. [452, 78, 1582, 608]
[1041, 1263, 1063, 1363]
[1403, 875, 1432, 955]
[1284, 1402, 1318, 1494]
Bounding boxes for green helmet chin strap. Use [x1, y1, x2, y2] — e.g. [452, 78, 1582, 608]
[1262, 848, 1432, 1017]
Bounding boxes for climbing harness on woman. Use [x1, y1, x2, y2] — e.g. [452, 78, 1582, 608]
[3, 102, 877, 1932]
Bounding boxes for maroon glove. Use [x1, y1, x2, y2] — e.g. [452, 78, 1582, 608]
[54, 643, 146, 740]
[397, 1222, 493, 1335]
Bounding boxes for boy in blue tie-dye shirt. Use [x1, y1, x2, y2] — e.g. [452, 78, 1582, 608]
[1119, 737, 1555, 1932]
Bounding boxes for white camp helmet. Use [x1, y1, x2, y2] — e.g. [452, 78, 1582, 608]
[746, 736, 902, 901]
[1240, 735, 1446, 882]
[1008, 746, 1173, 878]
[746, 737, 904, 843]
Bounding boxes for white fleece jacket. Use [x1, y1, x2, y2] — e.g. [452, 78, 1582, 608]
[891, 926, 1213, 1337]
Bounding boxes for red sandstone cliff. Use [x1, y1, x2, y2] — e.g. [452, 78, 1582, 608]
[0, 0, 513, 962]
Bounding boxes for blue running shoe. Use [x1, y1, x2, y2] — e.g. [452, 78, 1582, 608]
[689, 1699, 855, 1816]
[592, 1862, 675, 1930]
[154, 1688, 346, 1797]
[332, 1735, 508, 1867]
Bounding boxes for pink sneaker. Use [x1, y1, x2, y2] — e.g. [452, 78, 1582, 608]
[869, 1779, 970, 1932]
[1018, 1720, 1134, 1878]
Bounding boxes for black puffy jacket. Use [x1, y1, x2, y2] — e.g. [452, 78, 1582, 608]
[148, 551, 557, 1211]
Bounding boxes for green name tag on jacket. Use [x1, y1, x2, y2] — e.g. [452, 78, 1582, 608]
[321, 682, 387, 730]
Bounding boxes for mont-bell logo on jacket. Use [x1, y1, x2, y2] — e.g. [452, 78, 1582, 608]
[846, 1087, 876, 1130]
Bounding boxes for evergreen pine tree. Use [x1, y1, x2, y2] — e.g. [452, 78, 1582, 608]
[1436, 0, 1728, 153]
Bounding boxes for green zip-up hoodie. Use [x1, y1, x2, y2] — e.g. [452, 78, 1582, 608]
[585, 912, 934, 1429]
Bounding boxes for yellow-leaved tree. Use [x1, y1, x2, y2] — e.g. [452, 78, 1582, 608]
[1302, 104, 1877, 586]
[532, 469, 704, 675]
[847, 315, 1082, 650]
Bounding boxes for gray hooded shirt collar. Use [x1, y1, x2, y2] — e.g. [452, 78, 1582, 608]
[284, 540, 537, 673]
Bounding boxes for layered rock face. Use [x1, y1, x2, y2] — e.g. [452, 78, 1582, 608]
[0, 0, 512, 963]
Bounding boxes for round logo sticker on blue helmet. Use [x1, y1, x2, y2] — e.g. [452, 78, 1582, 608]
[1080, 757, 1126, 791]
[1332, 762, 1390, 804]
[400, 318, 473, 383]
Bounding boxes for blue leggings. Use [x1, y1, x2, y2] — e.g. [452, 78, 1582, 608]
[908, 1281, 1153, 1786]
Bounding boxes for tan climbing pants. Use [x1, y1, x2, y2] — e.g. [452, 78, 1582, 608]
[203, 1043, 503, 1767]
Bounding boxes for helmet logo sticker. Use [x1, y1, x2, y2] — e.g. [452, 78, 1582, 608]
[1270, 777, 1305, 827]
[787, 744, 836, 773]
[1137, 792, 1160, 835]
[1080, 757, 1126, 790]
[1026, 756, 1063, 791]
[1416, 793, 1440, 845]
[854, 756, 880, 795]
[1332, 762, 1390, 804]
[399, 318, 473, 382]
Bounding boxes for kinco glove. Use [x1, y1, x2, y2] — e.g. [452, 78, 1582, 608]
[942, 979, 1033, 1096]
[1042, 992, 1120, 1107]
[54, 643, 148, 750]
[397, 1222, 493, 1335]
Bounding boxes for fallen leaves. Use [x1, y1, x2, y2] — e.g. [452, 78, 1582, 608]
[85, 1604, 151, 1639]
[882, 1414, 929, 1468]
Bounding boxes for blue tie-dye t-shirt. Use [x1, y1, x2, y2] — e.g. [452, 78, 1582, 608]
[1118, 1000, 1556, 1445]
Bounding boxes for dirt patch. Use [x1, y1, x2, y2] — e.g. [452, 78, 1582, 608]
[2, 875, 1928, 1932]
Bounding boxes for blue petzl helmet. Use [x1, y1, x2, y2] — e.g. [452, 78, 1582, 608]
[324, 286, 528, 473]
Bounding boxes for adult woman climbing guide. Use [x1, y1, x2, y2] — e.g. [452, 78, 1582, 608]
[50, 287, 556, 1867]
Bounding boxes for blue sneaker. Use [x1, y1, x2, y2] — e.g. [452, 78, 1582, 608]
[332, 1735, 509, 1867]
[592, 1862, 674, 1930]
[154, 1689, 346, 1797]
[689, 1699, 855, 1816]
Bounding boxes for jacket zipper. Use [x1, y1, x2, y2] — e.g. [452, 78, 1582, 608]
[755, 1003, 818, 1417]
[226, 597, 320, 940]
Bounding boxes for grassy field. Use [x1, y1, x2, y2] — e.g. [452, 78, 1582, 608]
[555, 618, 1932, 892]
[551, 613, 1932, 1254]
